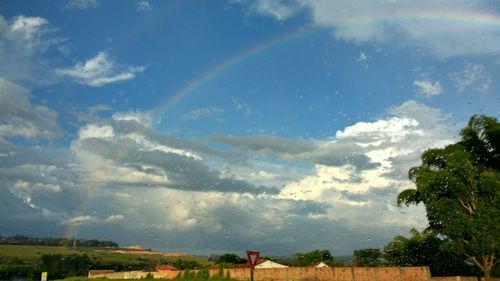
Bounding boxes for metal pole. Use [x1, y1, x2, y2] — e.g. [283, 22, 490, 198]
[250, 268, 254, 281]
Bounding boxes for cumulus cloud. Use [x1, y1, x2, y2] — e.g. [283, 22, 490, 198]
[71, 116, 278, 195]
[450, 63, 492, 94]
[0, 78, 61, 139]
[241, 0, 500, 58]
[413, 79, 442, 98]
[56, 52, 145, 87]
[209, 100, 456, 239]
[0, 137, 85, 230]
[112, 110, 154, 127]
[214, 101, 455, 204]
[0, 15, 65, 83]
[212, 134, 376, 170]
[0, 98, 458, 255]
[65, 0, 98, 10]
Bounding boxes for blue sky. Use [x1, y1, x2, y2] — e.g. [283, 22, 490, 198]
[1, 0, 499, 256]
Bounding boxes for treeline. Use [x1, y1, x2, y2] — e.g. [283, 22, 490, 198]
[0, 235, 119, 247]
[208, 249, 343, 268]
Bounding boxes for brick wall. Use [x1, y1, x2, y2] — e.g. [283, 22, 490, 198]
[207, 266, 431, 281]
[89, 266, 433, 281]
[431, 277, 500, 281]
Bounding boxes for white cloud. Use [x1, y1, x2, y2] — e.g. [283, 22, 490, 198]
[0, 78, 61, 139]
[230, 96, 252, 115]
[78, 124, 115, 139]
[138, 0, 153, 12]
[56, 52, 145, 87]
[0, 15, 64, 84]
[356, 51, 368, 62]
[112, 110, 154, 127]
[2, 100, 457, 255]
[71, 116, 275, 194]
[413, 79, 442, 98]
[65, 0, 98, 10]
[250, 0, 304, 21]
[181, 107, 224, 121]
[450, 63, 492, 94]
[9, 16, 49, 48]
[105, 214, 124, 222]
[64, 215, 98, 225]
[243, 0, 500, 58]
[14, 180, 62, 193]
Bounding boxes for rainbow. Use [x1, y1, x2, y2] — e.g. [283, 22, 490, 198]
[151, 25, 325, 119]
[152, 10, 500, 119]
[62, 9, 500, 242]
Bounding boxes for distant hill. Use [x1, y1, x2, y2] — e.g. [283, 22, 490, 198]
[0, 234, 119, 247]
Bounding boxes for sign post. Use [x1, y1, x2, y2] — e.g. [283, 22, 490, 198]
[246, 251, 260, 281]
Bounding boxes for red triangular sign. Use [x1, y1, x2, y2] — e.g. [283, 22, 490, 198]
[246, 251, 260, 268]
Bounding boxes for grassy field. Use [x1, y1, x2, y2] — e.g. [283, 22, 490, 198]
[0, 245, 210, 266]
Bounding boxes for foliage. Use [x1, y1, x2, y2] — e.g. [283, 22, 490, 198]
[168, 258, 203, 270]
[292, 249, 336, 266]
[397, 115, 500, 280]
[0, 235, 118, 247]
[0, 244, 209, 280]
[174, 269, 232, 281]
[353, 248, 382, 267]
[383, 229, 478, 276]
[38, 254, 92, 279]
[216, 253, 246, 264]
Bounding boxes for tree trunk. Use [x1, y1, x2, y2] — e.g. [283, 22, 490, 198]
[469, 254, 494, 281]
[483, 268, 491, 281]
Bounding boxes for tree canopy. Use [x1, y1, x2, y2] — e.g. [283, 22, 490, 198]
[383, 229, 477, 276]
[353, 248, 382, 267]
[216, 253, 247, 265]
[292, 249, 337, 266]
[397, 115, 500, 281]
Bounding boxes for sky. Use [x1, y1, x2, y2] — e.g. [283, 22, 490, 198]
[0, 0, 499, 257]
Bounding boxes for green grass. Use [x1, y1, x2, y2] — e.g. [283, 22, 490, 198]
[0, 245, 210, 266]
[0, 245, 89, 262]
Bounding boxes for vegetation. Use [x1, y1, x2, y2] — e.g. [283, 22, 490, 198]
[216, 253, 247, 265]
[292, 249, 342, 267]
[0, 244, 208, 280]
[0, 235, 118, 248]
[383, 229, 478, 276]
[397, 115, 500, 281]
[353, 248, 382, 267]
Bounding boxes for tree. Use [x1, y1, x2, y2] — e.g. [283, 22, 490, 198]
[397, 115, 500, 281]
[217, 253, 246, 264]
[293, 249, 335, 266]
[38, 254, 92, 279]
[383, 229, 477, 276]
[353, 248, 382, 267]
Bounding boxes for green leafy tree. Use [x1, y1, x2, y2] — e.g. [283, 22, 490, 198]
[397, 115, 500, 281]
[37, 254, 92, 279]
[353, 248, 382, 267]
[217, 253, 246, 265]
[383, 229, 477, 276]
[293, 249, 335, 266]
